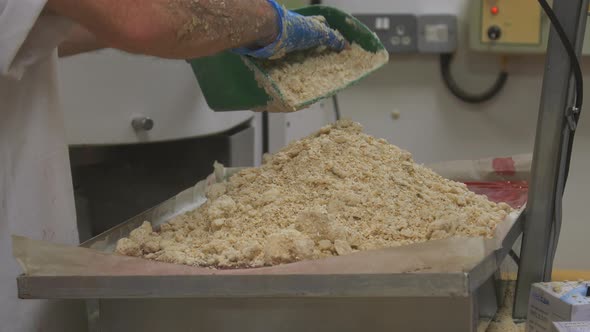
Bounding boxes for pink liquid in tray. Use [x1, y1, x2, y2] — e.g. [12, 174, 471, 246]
[464, 181, 528, 209]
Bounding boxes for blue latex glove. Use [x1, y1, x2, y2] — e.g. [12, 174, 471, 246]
[233, 0, 347, 59]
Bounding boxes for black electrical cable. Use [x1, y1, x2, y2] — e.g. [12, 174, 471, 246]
[548, 162, 566, 273]
[440, 53, 509, 104]
[538, 0, 583, 111]
[332, 95, 342, 121]
[509, 249, 521, 267]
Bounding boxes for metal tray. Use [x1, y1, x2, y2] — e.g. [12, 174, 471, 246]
[17, 168, 524, 300]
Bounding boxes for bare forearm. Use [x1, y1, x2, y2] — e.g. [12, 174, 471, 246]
[47, 0, 279, 59]
[59, 25, 107, 57]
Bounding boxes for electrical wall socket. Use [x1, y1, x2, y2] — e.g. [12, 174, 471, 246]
[353, 14, 418, 53]
[417, 15, 458, 53]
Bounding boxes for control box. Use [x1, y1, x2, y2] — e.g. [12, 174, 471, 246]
[469, 0, 590, 54]
[470, 0, 546, 54]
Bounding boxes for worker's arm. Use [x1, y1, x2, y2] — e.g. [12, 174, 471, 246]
[46, 0, 346, 60]
[58, 25, 106, 57]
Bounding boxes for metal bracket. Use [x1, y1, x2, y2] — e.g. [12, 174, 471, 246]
[566, 106, 580, 131]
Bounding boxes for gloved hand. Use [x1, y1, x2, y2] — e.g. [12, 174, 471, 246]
[233, 0, 347, 59]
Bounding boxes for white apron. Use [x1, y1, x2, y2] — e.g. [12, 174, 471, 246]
[0, 1, 86, 331]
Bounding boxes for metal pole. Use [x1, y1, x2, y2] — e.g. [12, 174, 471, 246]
[513, 0, 588, 318]
[544, 0, 589, 279]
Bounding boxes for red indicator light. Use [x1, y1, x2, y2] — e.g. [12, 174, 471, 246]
[491, 6, 499, 15]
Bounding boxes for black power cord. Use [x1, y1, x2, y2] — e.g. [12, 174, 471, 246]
[509, 249, 521, 267]
[538, 0, 584, 112]
[440, 53, 509, 104]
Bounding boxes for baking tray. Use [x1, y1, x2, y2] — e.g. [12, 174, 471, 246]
[16, 166, 525, 300]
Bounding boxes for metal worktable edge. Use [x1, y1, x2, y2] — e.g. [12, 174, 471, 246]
[17, 214, 523, 300]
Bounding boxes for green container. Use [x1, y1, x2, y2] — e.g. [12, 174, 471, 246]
[188, 5, 388, 112]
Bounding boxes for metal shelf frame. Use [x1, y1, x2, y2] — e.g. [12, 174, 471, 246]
[514, 0, 589, 318]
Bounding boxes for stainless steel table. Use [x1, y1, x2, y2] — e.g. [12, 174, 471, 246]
[17, 171, 524, 331]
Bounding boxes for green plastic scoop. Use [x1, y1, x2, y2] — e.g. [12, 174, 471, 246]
[187, 5, 388, 112]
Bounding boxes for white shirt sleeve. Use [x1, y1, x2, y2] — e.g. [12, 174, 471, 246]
[0, 0, 72, 80]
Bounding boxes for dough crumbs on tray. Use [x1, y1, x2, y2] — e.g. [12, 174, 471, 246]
[116, 120, 512, 269]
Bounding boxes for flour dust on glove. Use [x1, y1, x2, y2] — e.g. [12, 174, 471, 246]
[233, 0, 347, 59]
